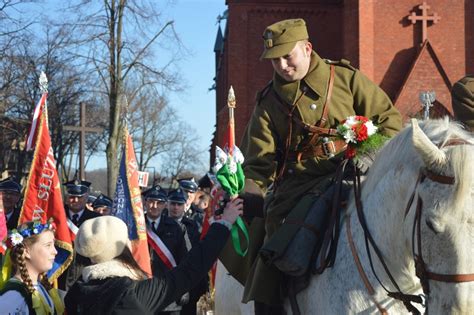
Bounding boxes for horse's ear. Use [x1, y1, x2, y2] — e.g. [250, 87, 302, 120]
[411, 118, 447, 168]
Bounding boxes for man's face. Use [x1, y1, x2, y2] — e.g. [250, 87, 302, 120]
[67, 194, 88, 213]
[271, 41, 312, 82]
[94, 206, 111, 216]
[0, 191, 20, 213]
[145, 199, 167, 219]
[168, 201, 185, 219]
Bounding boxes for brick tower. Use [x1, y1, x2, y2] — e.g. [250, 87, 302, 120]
[212, 0, 473, 160]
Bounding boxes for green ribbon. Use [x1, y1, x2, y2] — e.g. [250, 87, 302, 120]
[230, 217, 249, 257]
[216, 161, 249, 256]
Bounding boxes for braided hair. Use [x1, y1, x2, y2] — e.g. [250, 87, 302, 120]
[10, 242, 35, 294]
[7, 220, 56, 293]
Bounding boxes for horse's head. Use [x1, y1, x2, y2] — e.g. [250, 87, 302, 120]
[411, 118, 474, 314]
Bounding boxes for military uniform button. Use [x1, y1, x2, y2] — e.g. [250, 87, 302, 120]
[310, 103, 317, 110]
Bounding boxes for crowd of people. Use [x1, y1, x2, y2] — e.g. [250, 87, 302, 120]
[0, 175, 243, 314]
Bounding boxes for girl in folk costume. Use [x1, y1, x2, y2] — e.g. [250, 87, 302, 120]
[0, 220, 64, 314]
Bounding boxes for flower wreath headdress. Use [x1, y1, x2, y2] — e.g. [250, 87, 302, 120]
[5, 219, 56, 249]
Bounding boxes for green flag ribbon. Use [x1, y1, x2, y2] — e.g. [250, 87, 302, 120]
[215, 155, 249, 257]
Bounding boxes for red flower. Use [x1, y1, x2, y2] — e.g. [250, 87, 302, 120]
[355, 116, 368, 123]
[345, 146, 356, 159]
[355, 123, 368, 141]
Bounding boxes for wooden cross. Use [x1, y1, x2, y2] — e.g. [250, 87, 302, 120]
[408, 2, 441, 44]
[64, 102, 103, 180]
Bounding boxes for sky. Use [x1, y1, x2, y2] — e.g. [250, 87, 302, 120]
[9, 0, 227, 174]
[162, 0, 227, 166]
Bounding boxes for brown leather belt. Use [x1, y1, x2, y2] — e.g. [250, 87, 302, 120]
[287, 138, 347, 162]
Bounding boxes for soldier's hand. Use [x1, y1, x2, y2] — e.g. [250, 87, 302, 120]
[220, 197, 243, 225]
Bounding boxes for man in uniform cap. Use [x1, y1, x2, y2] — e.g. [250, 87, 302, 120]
[167, 188, 208, 315]
[91, 193, 113, 215]
[0, 177, 22, 230]
[237, 18, 402, 310]
[452, 75, 474, 131]
[143, 185, 187, 314]
[58, 179, 101, 291]
[179, 178, 205, 233]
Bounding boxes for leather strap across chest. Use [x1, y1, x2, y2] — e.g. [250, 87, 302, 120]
[274, 65, 337, 184]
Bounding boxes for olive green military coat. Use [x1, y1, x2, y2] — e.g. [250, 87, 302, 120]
[452, 75, 474, 130]
[239, 51, 402, 305]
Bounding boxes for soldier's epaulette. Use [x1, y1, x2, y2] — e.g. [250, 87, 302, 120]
[324, 58, 357, 71]
[255, 80, 273, 106]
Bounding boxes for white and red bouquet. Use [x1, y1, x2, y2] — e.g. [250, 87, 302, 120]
[336, 115, 387, 159]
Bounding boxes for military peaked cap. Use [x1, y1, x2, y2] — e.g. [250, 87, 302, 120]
[167, 188, 187, 204]
[0, 177, 22, 193]
[92, 194, 113, 209]
[261, 18, 309, 59]
[142, 185, 167, 201]
[178, 177, 198, 193]
[64, 179, 91, 196]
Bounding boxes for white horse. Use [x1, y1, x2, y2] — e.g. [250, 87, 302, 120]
[215, 118, 474, 314]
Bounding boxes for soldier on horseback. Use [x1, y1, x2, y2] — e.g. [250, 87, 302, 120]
[234, 18, 402, 314]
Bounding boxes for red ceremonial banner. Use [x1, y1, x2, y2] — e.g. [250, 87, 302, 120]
[19, 106, 73, 281]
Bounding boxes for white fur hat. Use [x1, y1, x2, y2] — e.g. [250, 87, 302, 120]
[75, 216, 129, 263]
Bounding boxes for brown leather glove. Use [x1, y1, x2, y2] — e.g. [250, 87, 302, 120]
[240, 179, 265, 218]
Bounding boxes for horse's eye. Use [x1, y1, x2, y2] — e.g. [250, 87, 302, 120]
[425, 219, 442, 234]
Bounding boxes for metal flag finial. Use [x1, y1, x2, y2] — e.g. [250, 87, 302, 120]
[227, 86, 236, 108]
[419, 91, 436, 120]
[39, 71, 48, 93]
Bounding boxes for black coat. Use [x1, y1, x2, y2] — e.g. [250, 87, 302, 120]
[179, 217, 200, 248]
[65, 223, 229, 315]
[178, 216, 208, 315]
[6, 207, 20, 230]
[58, 208, 101, 291]
[146, 214, 187, 276]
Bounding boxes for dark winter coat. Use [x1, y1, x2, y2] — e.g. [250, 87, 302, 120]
[64, 223, 229, 315]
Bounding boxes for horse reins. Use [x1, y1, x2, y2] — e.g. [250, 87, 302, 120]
[347, 138, 474, 314]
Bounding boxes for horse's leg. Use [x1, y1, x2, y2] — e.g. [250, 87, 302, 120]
[214, 260, 254, 315]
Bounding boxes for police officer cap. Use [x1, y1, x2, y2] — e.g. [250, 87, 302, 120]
[261, 18, 309, 59]
[64, 179, 91, 196]
[87, 195, 97, 204]
[178, 178, 198, 193]
[167, 188, 187, 204]
[92, 194, 113, 209]
[452, 75, 474, 129]
[0, 177, 22, 193]
[142, 185, 167, 201]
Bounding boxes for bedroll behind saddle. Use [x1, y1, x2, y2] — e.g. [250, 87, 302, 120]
[260, 164, 353, 277]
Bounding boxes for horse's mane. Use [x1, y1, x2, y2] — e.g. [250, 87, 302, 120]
[364, 117, 473, 212]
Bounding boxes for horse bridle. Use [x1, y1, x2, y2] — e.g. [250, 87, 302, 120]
[348, 139, 474, 315]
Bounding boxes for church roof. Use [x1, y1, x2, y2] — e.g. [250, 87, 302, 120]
[394, 40, 453, 119]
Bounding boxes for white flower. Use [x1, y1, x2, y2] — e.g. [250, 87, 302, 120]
[364, 121, 378, 136]
[10, 233, 23, 246]
[228, 159, 237, 174]
[342, 128, 356, 143]
[343, 116, 358, 128]
[233, 146, 245, 164]
[213, 146, 228, 173]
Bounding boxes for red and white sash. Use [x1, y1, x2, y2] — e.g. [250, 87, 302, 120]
[66, 218, 79, 241]
[146, 229, 177, 270]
